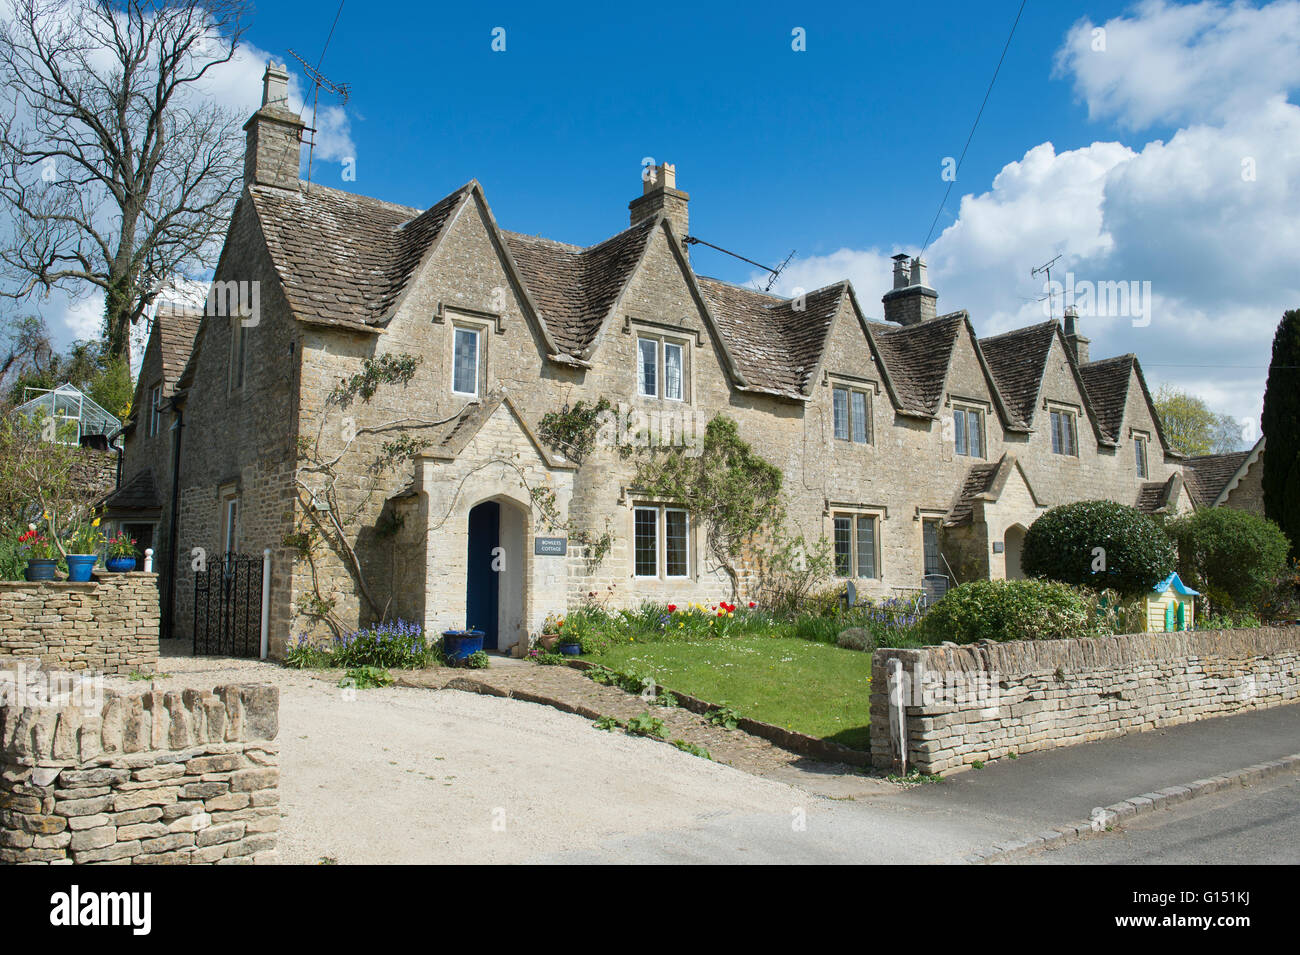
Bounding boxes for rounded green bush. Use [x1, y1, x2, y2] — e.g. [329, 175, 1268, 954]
[1021, 500, 1175, 598]
[920, 579, 1113, 644]
[1167, 507, 1290, 613]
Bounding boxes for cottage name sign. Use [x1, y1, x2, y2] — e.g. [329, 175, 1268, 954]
[534, 536, 567, 556]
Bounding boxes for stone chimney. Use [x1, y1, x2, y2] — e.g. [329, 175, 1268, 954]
[882, 254, 938, 326]
[630, 162, 689, 252]
[243, 63, 305, 190]
[1063, 305, 1090, 364]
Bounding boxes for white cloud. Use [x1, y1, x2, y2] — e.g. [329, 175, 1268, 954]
[1056, 0, 1300, 130]
[762, 0, 1300, 429]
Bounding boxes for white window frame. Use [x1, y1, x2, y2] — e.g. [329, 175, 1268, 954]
[452, 325, 481, 397]
[633, 505, 660, 578]
[632, 504, 692, 579]
[664, 507, 690, 578]
[635, 334, 689, 401]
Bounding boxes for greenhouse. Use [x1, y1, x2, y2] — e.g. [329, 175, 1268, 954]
[12, 383, 121, 445]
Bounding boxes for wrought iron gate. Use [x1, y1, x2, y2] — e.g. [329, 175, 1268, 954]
[194, 553, 263, 657]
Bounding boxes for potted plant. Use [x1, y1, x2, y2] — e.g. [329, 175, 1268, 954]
[63, 516, 104, 582]
[538, 613, 564, 651]
[441, 626, 485, 663]
[104, 531, 139, 572]
[18, 525, 58, 581]
[555, 626, 582, 656]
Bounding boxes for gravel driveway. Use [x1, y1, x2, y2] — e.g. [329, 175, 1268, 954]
[122, 648, 871, 864]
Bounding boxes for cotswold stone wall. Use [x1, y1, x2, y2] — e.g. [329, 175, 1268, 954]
[0, 574, 159, 675]
[870, 627, 1300, 775]
[0, 677, 279, 864]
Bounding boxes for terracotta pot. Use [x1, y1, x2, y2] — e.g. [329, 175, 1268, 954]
[539, 633, 559, 651]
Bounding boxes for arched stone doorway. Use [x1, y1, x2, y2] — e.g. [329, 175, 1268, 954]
[1003, 523, 1028, 580]
[465, 497, 527, 651]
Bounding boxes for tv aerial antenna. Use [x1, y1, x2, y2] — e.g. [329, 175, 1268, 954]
[287, 47, 351, 190]
[683, 236, 796, 293]
[1031, 253, 1063, 319]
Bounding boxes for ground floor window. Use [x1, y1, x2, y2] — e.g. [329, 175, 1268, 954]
[922, 518, 942, 577]
[833, 513, 879, 578]
[633, 505, 690, 579]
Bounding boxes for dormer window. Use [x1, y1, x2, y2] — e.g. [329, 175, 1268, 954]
[636, 335, 686, 401]
[1135, 433, 1149, 478]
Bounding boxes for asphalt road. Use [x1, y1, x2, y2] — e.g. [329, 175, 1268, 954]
[1018, 769, 1300, 864]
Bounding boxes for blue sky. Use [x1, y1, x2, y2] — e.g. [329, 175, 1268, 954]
[30, 0, 1300, 433]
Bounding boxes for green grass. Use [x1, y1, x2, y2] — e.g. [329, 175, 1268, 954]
[589, 635, 873, 750]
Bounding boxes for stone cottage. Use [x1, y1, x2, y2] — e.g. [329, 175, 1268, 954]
[135, 64, 1206, 656]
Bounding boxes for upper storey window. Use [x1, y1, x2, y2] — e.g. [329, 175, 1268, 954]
[1050, 409, 1078, 456]
[1135, 433, 1149, 478]
[452, 326, 480, 396]
[637, 336, 685, 401]
[832, 387, 872, 444]
[953, 406, 984, 457]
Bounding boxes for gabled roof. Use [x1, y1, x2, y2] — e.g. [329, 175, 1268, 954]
[1183, 438, 1263, 506]
[978, 321, 1057, 428]
[696, 277, 843, 398]
[414, 391, 576, 471]
[1077, 354, 1132, 442]
[866, 313, 965, 416]
[504, 218, 657, 358]
[1154, 572, 1199, 596]
[155, 307, 203, 394]
[1136, 472, 1185, 514]
[248, 181, 472, 330]
[944, 452, 1043, 527]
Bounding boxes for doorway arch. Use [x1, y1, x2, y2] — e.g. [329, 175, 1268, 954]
[1003, 523, 1028, 580]
[465, 497, 527, 652]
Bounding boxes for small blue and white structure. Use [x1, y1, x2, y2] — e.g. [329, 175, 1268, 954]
[1146, 572, 1199, 632]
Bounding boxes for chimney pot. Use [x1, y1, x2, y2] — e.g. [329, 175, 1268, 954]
[262, 62, 290, 110]
[892, 253, 911, 289]
[910, 257, 928, 288]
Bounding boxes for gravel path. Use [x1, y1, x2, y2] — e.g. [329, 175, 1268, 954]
[106, 645, 893, 863]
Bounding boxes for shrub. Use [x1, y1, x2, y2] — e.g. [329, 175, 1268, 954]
[1258, 560, 1300, 622]
[836, 627, 876, 653]
[1168, 508, 1290, 614]
[920, 579, 1114, 644]
[1022, 500, 1176, 598]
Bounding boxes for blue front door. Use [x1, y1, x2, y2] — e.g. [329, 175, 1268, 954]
[466, 501, 500, 650]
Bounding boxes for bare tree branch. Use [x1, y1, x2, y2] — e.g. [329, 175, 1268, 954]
[0, 0, 250, 362]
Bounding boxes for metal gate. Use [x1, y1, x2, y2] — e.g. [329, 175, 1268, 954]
[194, 553, 263, 657]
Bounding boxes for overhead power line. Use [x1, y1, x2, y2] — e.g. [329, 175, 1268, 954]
[920, 0, 1029, 255]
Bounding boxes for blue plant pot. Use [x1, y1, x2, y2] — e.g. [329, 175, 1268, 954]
[442, 630, 484, 662]
[23, 558, 57, 581]
[65, 554, 98, 582]
[557, 642, 582, 656]
[105, 556, 137, 573]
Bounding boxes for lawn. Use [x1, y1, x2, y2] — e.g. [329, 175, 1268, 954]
[588, 635, 874, 751]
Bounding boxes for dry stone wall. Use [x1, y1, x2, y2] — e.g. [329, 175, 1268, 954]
[0, 574, 159, 675]
[870, 627, 1300, 775]
[0, 675, 279, 864]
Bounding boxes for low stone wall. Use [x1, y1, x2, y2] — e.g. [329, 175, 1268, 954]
[0, 674, 279, 864]
[870, 627, 1300, 775]
[0, 574, 159, 675]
